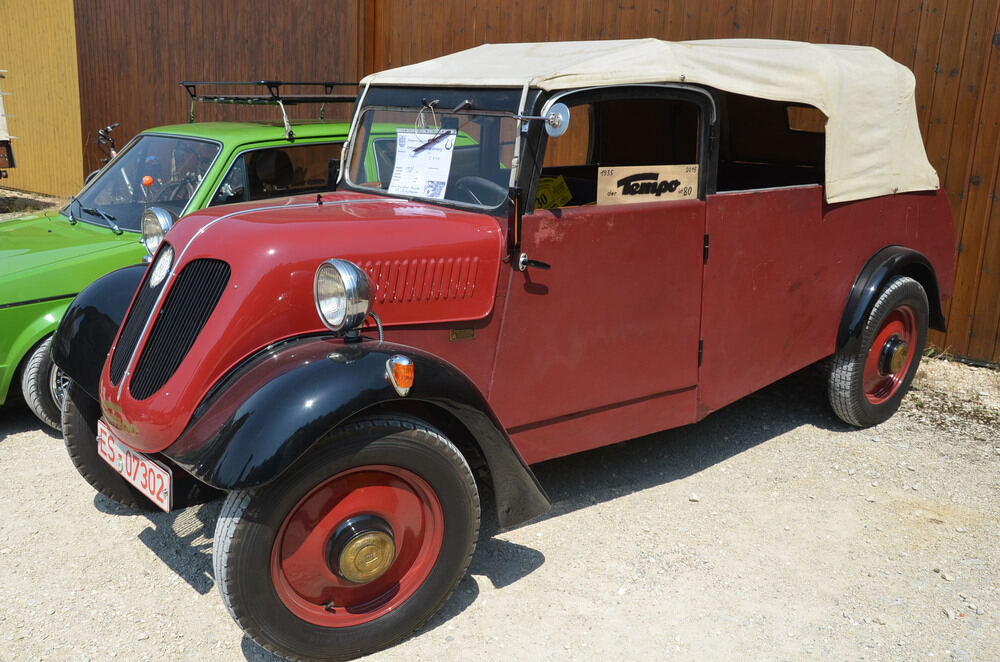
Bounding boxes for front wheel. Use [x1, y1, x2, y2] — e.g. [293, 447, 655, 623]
[21, 335, 67, 431]
[828, 275, 929, 427]
[213, 416, 480, 661]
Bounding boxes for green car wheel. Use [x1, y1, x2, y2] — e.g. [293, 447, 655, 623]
[20, 336, 64, 431]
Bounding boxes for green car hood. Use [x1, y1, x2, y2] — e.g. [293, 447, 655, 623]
[0, 210, 145, 306]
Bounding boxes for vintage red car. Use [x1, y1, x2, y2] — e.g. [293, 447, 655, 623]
[54, 39, 954, 661]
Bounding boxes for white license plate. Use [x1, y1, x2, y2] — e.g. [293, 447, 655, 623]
[97, 419, 172, 512]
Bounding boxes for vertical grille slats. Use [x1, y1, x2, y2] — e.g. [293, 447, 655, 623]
[129, 258, 230, 400]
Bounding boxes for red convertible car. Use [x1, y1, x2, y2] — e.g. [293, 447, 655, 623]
[54, 39, 954, 661]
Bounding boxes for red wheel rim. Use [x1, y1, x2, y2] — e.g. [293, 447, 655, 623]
[862, 304, 918, 405]
[270, 465, 444, 627]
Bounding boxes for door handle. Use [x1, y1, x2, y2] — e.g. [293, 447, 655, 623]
[518, 253, 551, 271]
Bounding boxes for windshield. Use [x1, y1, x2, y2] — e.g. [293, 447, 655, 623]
[66, 134, 220, 232]
[346, 106, 519, 209]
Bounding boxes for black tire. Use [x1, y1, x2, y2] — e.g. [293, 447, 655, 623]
[20, 336, 65, 431]
[213, 416, 480, 661]
[828, 275, 929, 427]
[62, 381, 221, 510]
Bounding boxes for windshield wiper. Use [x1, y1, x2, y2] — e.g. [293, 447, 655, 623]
[412, 130, 451, 155]
[82, 206, 123, 235]
[412, 99, 473, 155]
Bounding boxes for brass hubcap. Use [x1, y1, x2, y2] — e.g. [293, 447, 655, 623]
[339, 531, 396, 584]
[879, 336, 909, 375]
[327, 515, 396, 584]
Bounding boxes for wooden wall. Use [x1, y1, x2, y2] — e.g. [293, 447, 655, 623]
[0, 0, 83, 196]
[5, 1, 997, 362]
[72, 0, 361, 182]
[362, 0, 1000, 364]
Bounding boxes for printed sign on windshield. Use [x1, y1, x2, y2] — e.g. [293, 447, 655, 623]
[597, 164, 699, 205]
[388, 128, 456, 199]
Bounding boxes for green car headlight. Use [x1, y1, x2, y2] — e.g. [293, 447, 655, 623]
[314, 259, 372, 333]
[141, 207, 174, 256]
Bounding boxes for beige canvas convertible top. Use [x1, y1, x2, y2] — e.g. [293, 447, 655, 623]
[362, 39, 939, 203]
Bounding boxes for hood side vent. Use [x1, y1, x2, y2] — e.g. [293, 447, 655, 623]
[362, 257, 480, 304]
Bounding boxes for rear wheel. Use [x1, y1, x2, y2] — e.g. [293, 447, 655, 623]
[62, 381, 221, 510]
[21, 336, 65, 431]
[829, 276, 928, 427]
[213, 416, 480, 661]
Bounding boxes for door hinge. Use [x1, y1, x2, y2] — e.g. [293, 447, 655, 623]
[703, 234, 710, 263]
[698, 338, 704, 366]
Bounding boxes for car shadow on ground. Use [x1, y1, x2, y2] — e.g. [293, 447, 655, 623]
[90, 363, 849, 660]
[0, 402, 61, 440]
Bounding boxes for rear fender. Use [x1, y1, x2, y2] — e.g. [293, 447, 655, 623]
[836, 245, 945, 356]
[51, 264, 146, 401]
[162, 336, 550, 530]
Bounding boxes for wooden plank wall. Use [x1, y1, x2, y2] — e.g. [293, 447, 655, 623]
[363, 0, 1000, 364]
[0, 0, 83, 196]
[72, 0, 361, 184]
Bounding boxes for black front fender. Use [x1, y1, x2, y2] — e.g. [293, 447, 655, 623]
[51, 264, 146, 401]
[163, 336, 550, 529]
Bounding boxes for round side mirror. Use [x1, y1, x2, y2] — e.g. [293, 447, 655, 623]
[544, 103, 570, 137]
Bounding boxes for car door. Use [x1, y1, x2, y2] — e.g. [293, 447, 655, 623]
[488, 89, 710, 463]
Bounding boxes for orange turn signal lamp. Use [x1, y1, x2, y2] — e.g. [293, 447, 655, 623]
[386, 355, 414, 396]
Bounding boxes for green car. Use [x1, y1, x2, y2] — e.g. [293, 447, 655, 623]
[1, 119, 349, 430]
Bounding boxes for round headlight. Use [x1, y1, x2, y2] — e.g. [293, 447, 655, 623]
[314, 259, 372, 333]
[141, 207, 174, 256]
[148, 244, 173, 288]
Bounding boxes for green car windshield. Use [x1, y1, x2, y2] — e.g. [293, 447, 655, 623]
[65, 134, 221, 232]
[345, 107, 519, 210]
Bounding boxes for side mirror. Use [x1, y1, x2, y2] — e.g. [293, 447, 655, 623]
[542, 103, 570, 137]
[514, 103, 571, 137]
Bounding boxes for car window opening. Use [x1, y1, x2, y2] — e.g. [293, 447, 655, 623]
[716, 92, 826, 192]
[536, 96, 701, 209]
[210, 142, 345, 207]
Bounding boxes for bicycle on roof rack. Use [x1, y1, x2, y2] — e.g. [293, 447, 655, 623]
[180, 79, 357, 139]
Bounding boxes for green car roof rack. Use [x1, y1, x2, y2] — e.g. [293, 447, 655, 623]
[180, 80, 357, 139]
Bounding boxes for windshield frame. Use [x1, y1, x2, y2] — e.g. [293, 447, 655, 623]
[64, 132, 224, 232]
[342, 105, 520, 212]
[340, 86, 538, 215]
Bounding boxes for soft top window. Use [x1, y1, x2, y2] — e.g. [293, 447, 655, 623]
[716, 93, 826, 192]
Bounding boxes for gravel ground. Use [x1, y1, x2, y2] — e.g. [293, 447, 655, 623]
[1, 357, 998, 662]
[0, 188, 65, 219]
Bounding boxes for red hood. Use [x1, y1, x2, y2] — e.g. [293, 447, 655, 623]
[100, 190, 504, 452]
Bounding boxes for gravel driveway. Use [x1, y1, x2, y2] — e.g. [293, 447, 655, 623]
[1, 358, 998, 661]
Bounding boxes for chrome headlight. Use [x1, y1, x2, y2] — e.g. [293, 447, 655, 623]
[141, 207, 174, 256]
[314, 259, 372, 333]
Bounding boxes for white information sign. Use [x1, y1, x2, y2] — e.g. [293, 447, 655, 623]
[388, 128, 456, 199]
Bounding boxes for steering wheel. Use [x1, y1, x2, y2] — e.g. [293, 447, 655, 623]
[154, 176, 197, 203]
[454, 176, 507, 206]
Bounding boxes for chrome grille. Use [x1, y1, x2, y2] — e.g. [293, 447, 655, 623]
[129, 258, 230, 400]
